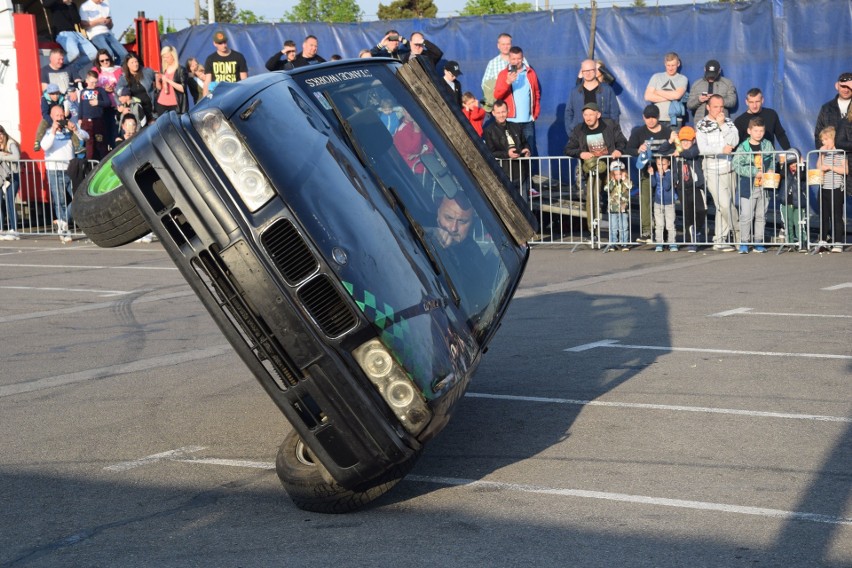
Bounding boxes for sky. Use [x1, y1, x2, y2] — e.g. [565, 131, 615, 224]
[109, 0, 696, 34]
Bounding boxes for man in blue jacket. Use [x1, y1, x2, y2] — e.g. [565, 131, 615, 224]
[564, 59, 620, 132]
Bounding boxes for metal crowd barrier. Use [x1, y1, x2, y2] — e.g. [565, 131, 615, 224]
[499, 150, 849, 253]
[1, 158, 97, 240]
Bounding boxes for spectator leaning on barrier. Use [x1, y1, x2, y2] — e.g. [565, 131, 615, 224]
[266, 39, 297, 72]
[0, 125, 21, 240]
[815, 126, 848, 253]
[813, 72, 852, 149]
[481, 33, 527, 113]
[564, 59, 620, 132]
[494, 47, 541, 157]
[484, 99, 530, 193]
[695, 94, 740, 251]
[645, 52, 688, 128]
[402, 32, 443, 69]
[626, 104, 675, 244]
[36, 105, 89, 243]
[687, 59, 737, 123]
[673, 125, 707, 252]
[732, 116, 775, 254]
[733, 88, 791, 149]
[79, 0, 128, 64]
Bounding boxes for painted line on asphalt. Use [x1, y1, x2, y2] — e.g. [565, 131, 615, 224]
[0, 344, 233, 398]
[823, 282, 852, 290]
[104, 446, 207, 472]
[710, 307, 851, 319]
[406, 475, 852, 526]
[109, 451, 852, 527]
[0, 262, 177, 271]
[0, 285, 145, 298]
[465, 392, 852, 424]
[565, 339, 852, 360]
[0, 289, 196, 324]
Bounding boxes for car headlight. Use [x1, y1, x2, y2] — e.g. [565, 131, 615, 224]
[191, 108, 275, 212]
[353, 339, 431, 436]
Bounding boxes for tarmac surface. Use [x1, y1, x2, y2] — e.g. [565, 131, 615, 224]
[1, 237, 850, 567]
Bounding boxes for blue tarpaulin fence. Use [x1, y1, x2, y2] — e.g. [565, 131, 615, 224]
[163, 0, 852, 157]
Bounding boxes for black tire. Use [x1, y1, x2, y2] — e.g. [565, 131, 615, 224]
[73, 180, 151, 247]
[275, 429, 420, 514]
[73, 142, 163, 248]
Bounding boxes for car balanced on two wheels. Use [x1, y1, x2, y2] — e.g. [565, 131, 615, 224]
[75, 58, 535, 512]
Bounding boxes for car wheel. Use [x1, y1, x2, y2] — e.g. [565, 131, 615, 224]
[275, 429, 419, 514]
[73, 148, 152, 247]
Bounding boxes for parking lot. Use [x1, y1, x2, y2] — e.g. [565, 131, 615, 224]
[0, 238, 849, 567]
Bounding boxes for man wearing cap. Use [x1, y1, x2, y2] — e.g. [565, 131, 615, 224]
[401, 32, 443, 69]
[294, 36, 326, 68]
[565, 101, 627, 234]
[442, 61, 464, 108]
[203, 30, 249, 98]
[695, 94, 740, 251]
[494, 46, 541, 156]
[687, 59, 737, 123]
[564, 59, 620, 132]
[266, 40, 298, 72]
[814, 72, 852, 149]
[626, 104, 676, 243]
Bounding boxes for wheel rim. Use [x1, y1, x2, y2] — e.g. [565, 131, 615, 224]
[294, 439, 316, 467]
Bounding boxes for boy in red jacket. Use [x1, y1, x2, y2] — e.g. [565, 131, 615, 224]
[461, 92, 485, 137]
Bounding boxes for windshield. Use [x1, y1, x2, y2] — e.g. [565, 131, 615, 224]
[292, 64, 521, 338]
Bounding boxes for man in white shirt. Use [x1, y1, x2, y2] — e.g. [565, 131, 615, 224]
[40, 105, 89, 242]
[79, 0, 128, 63]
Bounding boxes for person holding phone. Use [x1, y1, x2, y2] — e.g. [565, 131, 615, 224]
[494, 46, 542, 156]
[370, 30, 410, 61]
[687, 59, 738, 123]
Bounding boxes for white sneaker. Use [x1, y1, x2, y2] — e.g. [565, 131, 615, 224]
[6, 230, 20, 240]
[0, 231, 13, 241]
[141, 234, 153, 243]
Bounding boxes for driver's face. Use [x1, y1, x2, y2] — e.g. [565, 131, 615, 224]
[437, 199, 473, 245]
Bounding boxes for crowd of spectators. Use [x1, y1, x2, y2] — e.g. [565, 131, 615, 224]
[3, 16, 852, 250]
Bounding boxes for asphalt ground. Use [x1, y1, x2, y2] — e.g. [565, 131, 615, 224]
[0, 237, 850, 567]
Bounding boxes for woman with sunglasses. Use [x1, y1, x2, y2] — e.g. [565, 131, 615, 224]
[91, 49, 122, 141]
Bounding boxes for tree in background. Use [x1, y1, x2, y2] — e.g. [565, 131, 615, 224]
[196, 0, 238, 24]
[157, 16, 178, 34]
[378, 0, 438, 20]
[285, 0, 363, 22]
[460, 0, 533, 16]
[235, 9, 266, 23]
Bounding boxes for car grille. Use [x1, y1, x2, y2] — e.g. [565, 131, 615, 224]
[191, 248, 301, 390]
[298, 275, 358, 339]
[261, 218, 318, 285]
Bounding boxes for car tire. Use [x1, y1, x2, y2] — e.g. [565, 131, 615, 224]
[275, 429, 419, 514]
[73, 180, 151, 248]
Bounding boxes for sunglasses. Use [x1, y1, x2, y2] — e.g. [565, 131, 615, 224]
[99, 58, 111, 62]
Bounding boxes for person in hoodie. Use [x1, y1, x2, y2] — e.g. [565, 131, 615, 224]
[695, 94, 740, 251]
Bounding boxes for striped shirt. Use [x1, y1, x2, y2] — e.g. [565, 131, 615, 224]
[822, 151, 846, 190]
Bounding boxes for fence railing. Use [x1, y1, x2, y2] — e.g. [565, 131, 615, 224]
[499, 149, 848, 252]
[2, 153, 848, 252]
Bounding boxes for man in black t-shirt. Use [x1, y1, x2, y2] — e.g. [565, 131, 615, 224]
[293, 36, 326, 68]
[203, 30, 249, 97]
[733, 88, 791, 149]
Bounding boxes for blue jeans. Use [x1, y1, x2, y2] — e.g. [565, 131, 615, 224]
[56, 31, 98, 63]
[47, 169, 73, 224]
[2, 173, 18, 231]
[90, 33, 128, 63]
[609, 212, 629, 245]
